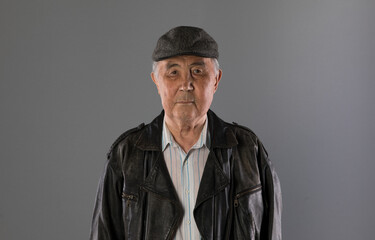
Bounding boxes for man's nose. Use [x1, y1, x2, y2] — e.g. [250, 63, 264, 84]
[180, 73, 194, 91]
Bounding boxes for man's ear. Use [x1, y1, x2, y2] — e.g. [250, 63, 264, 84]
[151, 72, 160, 94]
[214, 69, 222, 92]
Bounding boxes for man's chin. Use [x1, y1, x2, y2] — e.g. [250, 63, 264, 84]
[173, 111, 198, 123]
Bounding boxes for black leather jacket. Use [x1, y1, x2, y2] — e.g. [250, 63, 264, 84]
[90, 110, 282, 240]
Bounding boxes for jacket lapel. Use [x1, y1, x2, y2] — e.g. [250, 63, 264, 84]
[141, 152, 180, 201]
[136, 111, 181, 204]
[193, 110, 238, 239]
[136, 112, 183, 239]
[194, 151, 229, 209]
[139, 152, 184, 239]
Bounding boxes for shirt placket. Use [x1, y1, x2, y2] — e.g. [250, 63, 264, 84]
[180, 149, 190, 240]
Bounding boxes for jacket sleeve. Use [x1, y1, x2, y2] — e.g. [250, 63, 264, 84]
[258, 140, 282, 240]
[89, 153, 125, 240]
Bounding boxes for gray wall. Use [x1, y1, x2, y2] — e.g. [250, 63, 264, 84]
[1, 0, 374, 239]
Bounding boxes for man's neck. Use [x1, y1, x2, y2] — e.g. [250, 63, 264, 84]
[164, 115, 207, 153]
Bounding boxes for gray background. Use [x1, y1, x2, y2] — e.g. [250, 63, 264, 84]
[1, 0, 374, 239]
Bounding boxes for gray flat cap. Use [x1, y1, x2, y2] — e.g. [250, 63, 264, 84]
[152, 26, 218, 61]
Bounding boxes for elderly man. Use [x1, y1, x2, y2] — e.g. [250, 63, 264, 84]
[90, 26, 282, 240]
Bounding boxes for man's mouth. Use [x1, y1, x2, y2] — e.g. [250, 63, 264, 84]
[176, 100, 194, 104]
[176, 95, 195, 104]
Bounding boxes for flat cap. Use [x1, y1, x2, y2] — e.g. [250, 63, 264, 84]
[152, 26, 218, 61]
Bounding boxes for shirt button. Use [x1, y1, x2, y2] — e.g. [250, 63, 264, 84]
[187, 220, 191, 225]
[186, 190, 189, 194]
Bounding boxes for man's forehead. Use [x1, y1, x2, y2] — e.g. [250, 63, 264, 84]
[159, 55, 211, 67]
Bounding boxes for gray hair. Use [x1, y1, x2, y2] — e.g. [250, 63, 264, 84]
[152, 58, 220, 78]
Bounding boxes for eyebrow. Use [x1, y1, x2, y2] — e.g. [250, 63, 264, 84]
[189, 61, 205, 67]
[166, 62, 180, 70]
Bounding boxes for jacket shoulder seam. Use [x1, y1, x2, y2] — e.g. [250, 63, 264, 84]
[107, 123, 145, 159]
[230, 122, 257, 138]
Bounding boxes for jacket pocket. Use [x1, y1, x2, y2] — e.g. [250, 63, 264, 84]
[233, 184, 263, 240]
[234, 185, 262, 207]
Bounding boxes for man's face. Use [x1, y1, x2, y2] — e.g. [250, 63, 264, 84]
[151, 55, 222, 124]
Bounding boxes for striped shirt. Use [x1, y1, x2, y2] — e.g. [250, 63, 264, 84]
[162, 117, 210, 240]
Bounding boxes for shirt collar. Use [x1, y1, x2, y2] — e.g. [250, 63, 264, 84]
[162, 116, 209, 152]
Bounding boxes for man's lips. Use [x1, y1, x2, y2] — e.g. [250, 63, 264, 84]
[176, 100, 194, 104]
[176, 94, 195, 104]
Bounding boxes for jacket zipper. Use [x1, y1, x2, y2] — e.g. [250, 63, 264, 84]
[234, 185, 262, 207]
[122, 193, 137, 207]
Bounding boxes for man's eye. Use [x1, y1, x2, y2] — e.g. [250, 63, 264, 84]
[170, 70, 177, 75]
[193, 69, 202, 74]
